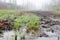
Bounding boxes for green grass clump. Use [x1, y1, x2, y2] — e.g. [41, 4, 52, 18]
[14, 14, 41, 33]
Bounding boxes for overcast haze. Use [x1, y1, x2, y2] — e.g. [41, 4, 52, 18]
[0, 0, 60, 11]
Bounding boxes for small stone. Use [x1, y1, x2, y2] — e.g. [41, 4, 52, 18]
[51, 30, 54, 33]
[41, 21, 45, 24]
[42, 24, 50, 28]
[51, 25, 60, 34]
[42, 19, 51, 24]
[39, 33, 49, 37]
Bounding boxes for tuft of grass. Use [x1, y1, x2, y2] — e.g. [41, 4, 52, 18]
[14, 14, 41, 33]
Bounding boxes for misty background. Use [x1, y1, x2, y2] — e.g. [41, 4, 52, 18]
[0, 0, 60, 11]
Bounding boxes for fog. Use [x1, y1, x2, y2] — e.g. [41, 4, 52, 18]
[0, 0, 60, 11]
[17, 0, 60, 11]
